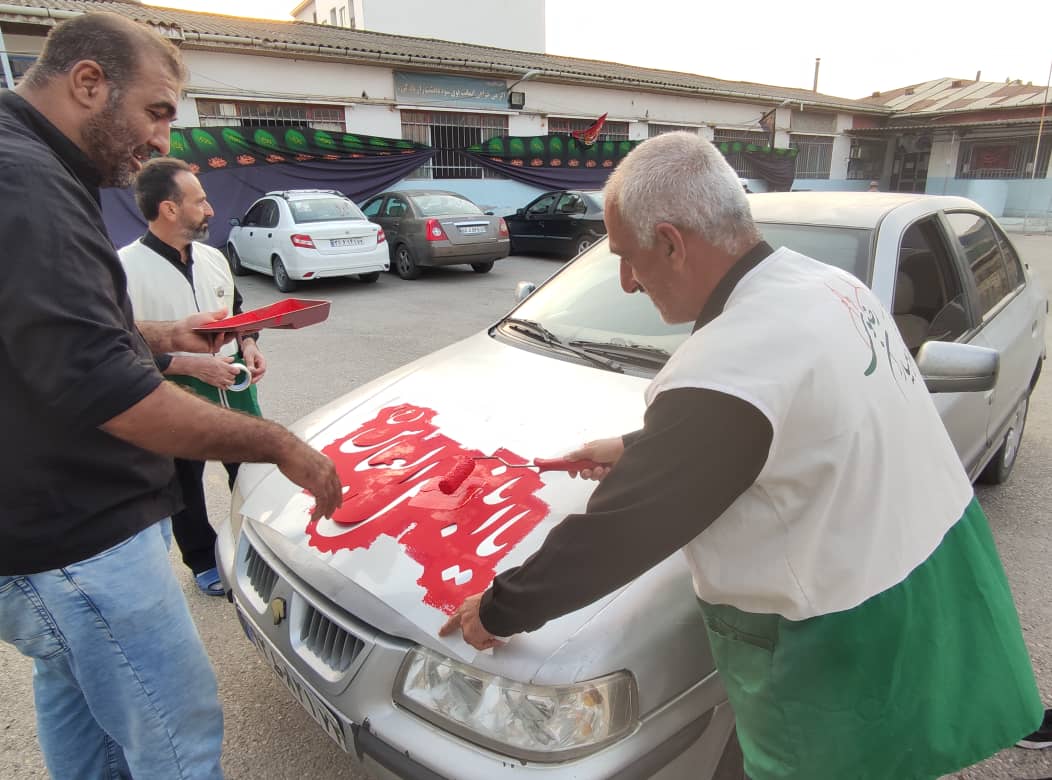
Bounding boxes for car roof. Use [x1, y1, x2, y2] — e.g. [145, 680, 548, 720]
[748, 192, 983, 229]
[383, 190, 471, 200]
[264, 189, 348, 200]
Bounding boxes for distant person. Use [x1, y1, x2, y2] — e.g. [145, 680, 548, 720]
[0, 12, 341, 778]
[120, 157, 266, 597]
[867, 180, 880, 191]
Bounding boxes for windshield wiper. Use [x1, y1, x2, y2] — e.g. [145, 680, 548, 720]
[568, 339, 671, 368]
[502, 318, 624, 373]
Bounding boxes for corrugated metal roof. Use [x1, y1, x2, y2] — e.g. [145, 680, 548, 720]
[861, 77, 1051, 116]
[0, 0, 887, 113]
[848, 116, 1048, 134]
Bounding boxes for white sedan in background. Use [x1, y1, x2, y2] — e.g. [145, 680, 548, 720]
[217, 193, 1043, 780]
[227, 189, 390, 292]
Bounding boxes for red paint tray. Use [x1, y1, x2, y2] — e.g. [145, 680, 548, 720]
[192, 298, 331, 334]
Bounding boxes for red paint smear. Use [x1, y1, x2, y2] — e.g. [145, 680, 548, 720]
[306, 404, 549, 614]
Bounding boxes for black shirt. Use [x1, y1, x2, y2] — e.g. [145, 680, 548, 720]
[480, 242, 776, 636]
[0, 90, 179, 575]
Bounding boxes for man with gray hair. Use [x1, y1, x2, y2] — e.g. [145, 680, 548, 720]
[442, 132, 1040, 778]
[0, 12, 341, 779]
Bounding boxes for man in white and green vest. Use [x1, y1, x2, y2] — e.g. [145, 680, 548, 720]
[441, 132, 1042, 779]
[120, 157, 265, 596]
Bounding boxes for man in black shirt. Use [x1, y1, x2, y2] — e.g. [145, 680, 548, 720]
[0, 12, 341, 779]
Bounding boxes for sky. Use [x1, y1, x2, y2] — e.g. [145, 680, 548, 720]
[151, 0, 1052, 100]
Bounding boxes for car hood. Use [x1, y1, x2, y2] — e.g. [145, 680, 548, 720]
[237, 330, 657, 674]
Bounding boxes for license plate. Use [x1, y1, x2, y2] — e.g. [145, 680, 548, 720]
[459, 225, 485, 235]
[236, 609, 349, 751]
[331, 237, 365, 248]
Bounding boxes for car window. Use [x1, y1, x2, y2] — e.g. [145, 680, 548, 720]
[260, 200, 281, 229]
[509, 241, 692, 357]
[945, 212, 1014, 318]
[556, 193, 586, 214]
[527, 194, 558, 216]
[586, 191, 605, 208]
[289, 197, 364, 224]
[991, 226, 1026, 291]
[894, 218, 971, 349]
[243, 201, 266, 227]
[755, 223, 873, 282]
[409, 194, 481, 217]
[361, 198, 383, 218]
[384, 197, 410, 218]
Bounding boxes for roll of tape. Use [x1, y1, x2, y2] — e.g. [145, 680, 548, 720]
[228, 363, 251, 392]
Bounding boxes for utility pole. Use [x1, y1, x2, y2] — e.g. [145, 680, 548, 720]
[1023, 57, 1051, 234]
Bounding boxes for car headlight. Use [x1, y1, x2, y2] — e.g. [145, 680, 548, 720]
[393, 646, 638, 762]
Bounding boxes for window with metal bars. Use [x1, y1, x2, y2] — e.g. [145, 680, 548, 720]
[400, 110, 508, 179]
[957, 134, 1051, 180]
[789, 134, 834, 179]
[0, 54, 37, 89]
[548, 117, 630, 141]
[712, 129, 769, 177]
[847, 138, 886, 180]
[195, 99, 345, 132]
[648, 124, 700, 138]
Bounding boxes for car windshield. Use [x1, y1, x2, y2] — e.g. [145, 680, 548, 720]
[289, 197, 365, 224]
[755, 222, 873, 283]
[585, 191, 604, 208]
[410, 194, 483, 217]
[504, 223, 875, 367]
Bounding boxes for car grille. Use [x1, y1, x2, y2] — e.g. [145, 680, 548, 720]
[245, 545, 279, 603]
[299, 603, 365, 673]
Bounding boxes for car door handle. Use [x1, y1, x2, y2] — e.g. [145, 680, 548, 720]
[267, 233, 273, 238]
[249, 231, 254, 236]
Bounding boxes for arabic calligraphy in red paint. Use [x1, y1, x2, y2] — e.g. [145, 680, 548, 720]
[305, 404, 550, 614]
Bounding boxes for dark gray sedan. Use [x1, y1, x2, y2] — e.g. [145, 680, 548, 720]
[505, 189, 606, 258]
[361, 190, 511, 280]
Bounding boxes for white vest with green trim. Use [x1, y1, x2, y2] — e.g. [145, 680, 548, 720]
[647, 248, 973, 620]
[118, 239, 240, 359]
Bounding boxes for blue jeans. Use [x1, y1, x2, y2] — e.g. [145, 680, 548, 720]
[0, 521, 223, 779]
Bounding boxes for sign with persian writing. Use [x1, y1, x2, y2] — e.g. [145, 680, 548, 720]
[394, 71, 508, 109]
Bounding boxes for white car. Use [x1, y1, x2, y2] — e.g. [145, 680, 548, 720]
[227, 189, 390, 292]
[217, 193, 1043, 780]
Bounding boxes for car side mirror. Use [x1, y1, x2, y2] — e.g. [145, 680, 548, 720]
[515, 208, 524, 216]
[514, 281, 537, 303]
[484, 210, 495, 216]
[229, 217, 241, 227]
[916, 341, 999, 393]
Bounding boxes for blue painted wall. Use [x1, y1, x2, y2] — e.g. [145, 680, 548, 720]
[389, 178, 546, 216]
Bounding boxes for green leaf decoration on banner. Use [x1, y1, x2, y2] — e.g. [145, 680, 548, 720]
[169, 131, 188, 158]
[285, 129, 309, 151]
[618, 141, 633, 155]
[190, 128, 220, 154]
[221, 127, 250, 152]
[368, 137, 389, 148]
[601, 141, 615, 157]
[341, 134, 364, 149]
[549, 136, 564, 155]
[509, 138, 525, 157]
[585, 143, 599, 158]
[486, 137, 505, 154]
[395, 139, 415, 149]
[567, 138, 579, 155]
[254, 129, 279, 149]
[314, 131, 336, 150]
[529, 137, 545, 155]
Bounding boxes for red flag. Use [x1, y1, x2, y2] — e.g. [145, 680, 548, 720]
[572, 113, 607, 146]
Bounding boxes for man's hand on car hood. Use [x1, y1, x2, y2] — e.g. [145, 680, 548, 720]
[277, 439, 343, 521]
[440, 592, 506, 651]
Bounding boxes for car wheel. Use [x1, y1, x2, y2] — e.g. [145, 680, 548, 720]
[272, 256, 297, 292]
[227, 244, 246, 276]
[394, 244, 421, 280]
[978, 393, 1029, 485]
[573, 232, 599, 257]
[471, 261, 494, 274]
[357, 271, 380, 284]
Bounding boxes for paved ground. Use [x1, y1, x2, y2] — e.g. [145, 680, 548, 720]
[2, 240, 1052, 779]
